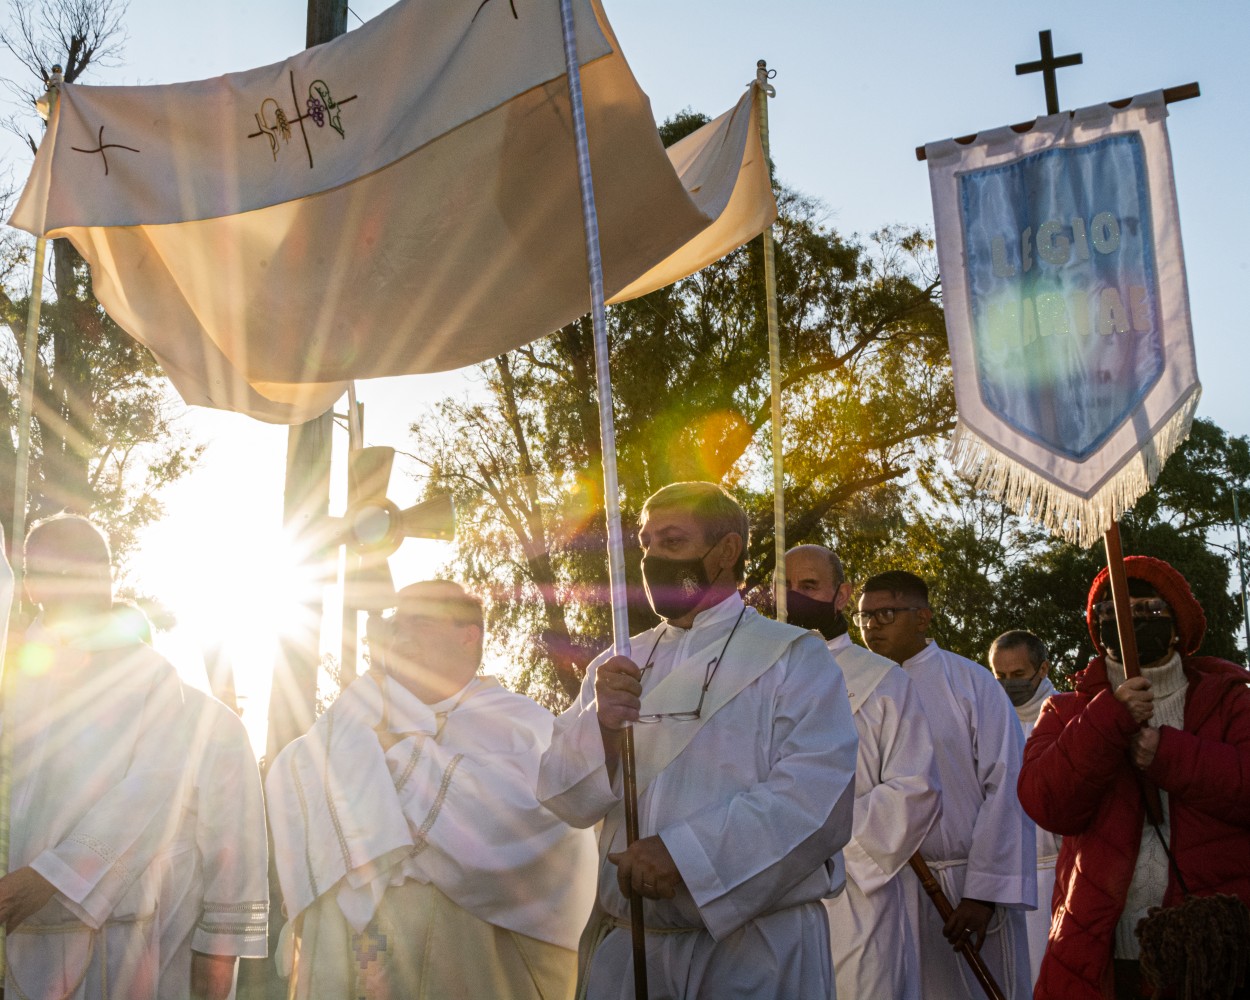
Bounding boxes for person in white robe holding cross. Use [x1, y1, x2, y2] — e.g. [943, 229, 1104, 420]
[538, 482, 859, 1000]
[0, 515, 194, 1000]
[266, 579, 597, 1000]
[784, 545, 941, 1000]
[855, 570, 1035, 1000]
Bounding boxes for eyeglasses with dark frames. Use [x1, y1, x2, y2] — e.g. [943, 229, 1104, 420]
[389, 613, 478, 639]
[1091, 597, 1172, 623]
[850, 606, 923, 627]
[635, 606, 746, 724]
[637, 657, 718, 723]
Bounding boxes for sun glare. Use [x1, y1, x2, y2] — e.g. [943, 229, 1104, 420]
[136, 513, 325, 757]
[134, 509, 456, 757]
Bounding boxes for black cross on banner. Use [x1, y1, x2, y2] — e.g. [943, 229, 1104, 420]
[1016, 29, 1083, 116]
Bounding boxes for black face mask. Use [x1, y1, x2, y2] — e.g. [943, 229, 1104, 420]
[642, 543, 721, 621]
[785, 590, 848, 640]
[1098, 618, 1176, 667]
[1000, 668, 1041, 707]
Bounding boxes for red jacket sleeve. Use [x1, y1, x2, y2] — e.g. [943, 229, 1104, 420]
[1018, 689, 1139, 836]
[1146, 683, 1250, 827]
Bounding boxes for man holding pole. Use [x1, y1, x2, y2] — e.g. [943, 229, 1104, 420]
[538, 482, 858, 999]
[855, 570, 1034, 999]
[1018, 556, 1250, 1000]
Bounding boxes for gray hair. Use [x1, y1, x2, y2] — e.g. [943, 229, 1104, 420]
[989, 629, 1048, 670]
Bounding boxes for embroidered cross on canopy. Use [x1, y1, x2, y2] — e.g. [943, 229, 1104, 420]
[10, 0, 776, 423]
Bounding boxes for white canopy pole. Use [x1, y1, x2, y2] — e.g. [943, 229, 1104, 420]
[557, 2, 646, 997]
[756, 61, 786, 620]
[557, 3, 630, 659]
[9, 236, 48, 595]
[0, 71, 60, 983]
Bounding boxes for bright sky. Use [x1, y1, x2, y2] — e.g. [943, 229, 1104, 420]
[2, 0, 1246, 752]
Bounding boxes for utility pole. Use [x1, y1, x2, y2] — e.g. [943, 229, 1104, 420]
[264, 0, 348, 766]
[247, 6, 348, 1000]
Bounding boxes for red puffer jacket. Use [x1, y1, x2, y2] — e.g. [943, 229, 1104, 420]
[1018, 654, 1250, 1000]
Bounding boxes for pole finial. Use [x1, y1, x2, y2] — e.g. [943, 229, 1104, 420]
[755, 60, 776, 97]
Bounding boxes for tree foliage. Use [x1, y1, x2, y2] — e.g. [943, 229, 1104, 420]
[826, 418, 1249, 683]
[405, 111, 1247, 705]
[0, 0, 201, 572]
[407, 136, 950, 704]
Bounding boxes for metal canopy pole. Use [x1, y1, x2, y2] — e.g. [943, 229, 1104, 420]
[0, 72, 60, 983]
[755, 60, 787, 621]
[556, 3, 645, 998]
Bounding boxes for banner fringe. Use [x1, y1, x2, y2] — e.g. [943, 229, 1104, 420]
[948, 389, 1201, 549]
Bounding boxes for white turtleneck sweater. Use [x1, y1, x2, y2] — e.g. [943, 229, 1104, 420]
[1103, 651, 1188, 958]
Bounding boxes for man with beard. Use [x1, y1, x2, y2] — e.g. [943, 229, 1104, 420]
[988, 630, 1061, 987]
[1018, 557, 1250, 1000]
[785, 545, 940, 1000]
[856, 571, 1035, 999]
[538, 483, 858, 999]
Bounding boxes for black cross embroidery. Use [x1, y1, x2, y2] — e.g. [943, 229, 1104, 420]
[71, 125, 140, 177]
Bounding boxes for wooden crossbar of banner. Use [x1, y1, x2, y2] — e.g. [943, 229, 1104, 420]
[914, 82, 1199, 161]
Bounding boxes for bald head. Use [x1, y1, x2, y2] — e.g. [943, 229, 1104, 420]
[784, 545, 846, 605]
[24, 515, 114, 623]
[396, 579, 484, 625]
[386, 580, 485, 703]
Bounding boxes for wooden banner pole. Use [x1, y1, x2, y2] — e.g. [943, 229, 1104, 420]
[908, 854, 1008, 1000]
[1103, 520, 1164, 824]
[915, 82, 1199, 161]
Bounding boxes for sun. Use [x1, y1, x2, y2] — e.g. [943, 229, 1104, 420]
[132, 511, 325, 757]
[132, 513, 456, 757]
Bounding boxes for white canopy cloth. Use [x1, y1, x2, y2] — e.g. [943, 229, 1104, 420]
[9, 0, 775, 423]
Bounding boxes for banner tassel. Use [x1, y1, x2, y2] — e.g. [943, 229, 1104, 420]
[948, 384, 1200, 549]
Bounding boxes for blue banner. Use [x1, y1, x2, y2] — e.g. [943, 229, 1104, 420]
[958, 134, 1162, 460]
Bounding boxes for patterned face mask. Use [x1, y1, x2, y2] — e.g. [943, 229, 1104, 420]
[641, 543, 720, 621]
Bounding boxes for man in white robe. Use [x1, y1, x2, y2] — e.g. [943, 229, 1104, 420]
[989, 630, 1061, 988]
[155, 685, 269, 1000]
[856, 571, 1035, 1000]
[267, 579, 597, 1000]
[538, 483, 859, 1000]
[0, 515, 193, 999]
[785, 545, 941, 1000]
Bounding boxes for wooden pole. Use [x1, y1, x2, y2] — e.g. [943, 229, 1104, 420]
[556, 2, 646, 997]
[908, 854, 1008, 1000]
[914, 82, 1199, 161]
[1103, 520, 1164, 824]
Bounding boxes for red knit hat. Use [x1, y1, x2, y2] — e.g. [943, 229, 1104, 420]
[1086, 555, 1207, 655]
